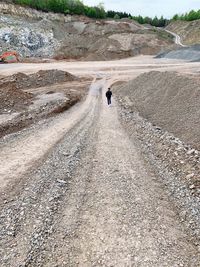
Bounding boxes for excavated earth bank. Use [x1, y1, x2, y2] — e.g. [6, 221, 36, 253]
[0, 2, 173, 60]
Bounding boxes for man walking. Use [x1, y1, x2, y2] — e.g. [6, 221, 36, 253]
[106, 87, 112, 105]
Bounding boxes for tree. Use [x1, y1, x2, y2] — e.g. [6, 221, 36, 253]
[172, 14, 179, 21]
[187, 10, 198, 21]
[114, 14, 120, 20]
[137, 15, 144, 24]
[85, 6, 97, 18]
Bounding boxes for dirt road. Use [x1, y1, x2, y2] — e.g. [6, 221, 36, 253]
[165, 29, 187, 47]
[1, 55, 200, 79]
[1, 56, 200, 266]
[42, 85, 199, 267]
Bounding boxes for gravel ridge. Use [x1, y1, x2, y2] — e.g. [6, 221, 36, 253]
[117, 99, 200, 249]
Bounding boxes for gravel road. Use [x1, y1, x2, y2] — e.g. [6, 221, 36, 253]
[0, 76, 199, 266]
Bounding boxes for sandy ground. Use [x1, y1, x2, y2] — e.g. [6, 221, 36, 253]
[0, 56, 200, 265]
[1, 56, 200, 79]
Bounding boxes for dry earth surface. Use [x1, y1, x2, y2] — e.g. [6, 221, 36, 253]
[0, 56, 200, 266]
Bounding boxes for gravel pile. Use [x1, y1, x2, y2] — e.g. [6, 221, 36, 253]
[115, 72, 200, 245]
[0, 69, 84, 137]
[116, 100, 200, 247]
[156, 45, 200, 61]
[0, 69, 77, 113]
[115, 71, 200, 150]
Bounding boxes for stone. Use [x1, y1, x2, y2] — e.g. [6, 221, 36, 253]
[187, 149, 195, 155]
[189, 184, 195, 189]
[186, 173, 195, 179]
[57, 179, 67, 184]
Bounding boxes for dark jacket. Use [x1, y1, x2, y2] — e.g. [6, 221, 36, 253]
[106, 90, 112, 98]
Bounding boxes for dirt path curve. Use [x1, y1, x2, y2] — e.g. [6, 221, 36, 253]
[165, 29, 187, 47]
[23, 81, 199, 266]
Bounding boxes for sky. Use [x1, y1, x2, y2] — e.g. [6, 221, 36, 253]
[83, 0, 200, 18]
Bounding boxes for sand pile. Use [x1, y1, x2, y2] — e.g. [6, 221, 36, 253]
[115, 71, 200, 149]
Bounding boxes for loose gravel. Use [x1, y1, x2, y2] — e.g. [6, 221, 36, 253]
[0, 79, 199, 266]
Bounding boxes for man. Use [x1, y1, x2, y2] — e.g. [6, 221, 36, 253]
[106, 87, 112, 105]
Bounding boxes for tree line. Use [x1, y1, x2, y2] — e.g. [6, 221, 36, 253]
[12, 0, 200, 25]
[13, 0, 107, 18]
[13, 0, 169, 26]
[172, 10, 200, 21]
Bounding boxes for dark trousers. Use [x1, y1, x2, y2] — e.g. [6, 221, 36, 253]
[107, 97, 111, 105]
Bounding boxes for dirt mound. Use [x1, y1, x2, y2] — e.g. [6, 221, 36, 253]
[115, 71, 200, 149]
[0, 83, 32, 113]
[29, 69, 77, 87]
[0, 69, 78, 113]
[0, 69, 77, 90]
